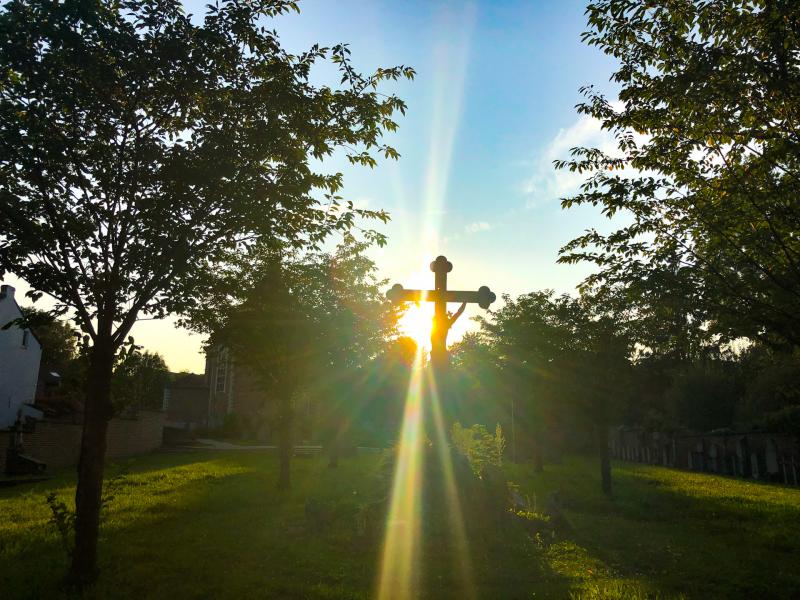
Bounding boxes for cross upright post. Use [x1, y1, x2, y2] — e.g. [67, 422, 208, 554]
[430, 255, 452, 368]
[387, 255, 496, 370]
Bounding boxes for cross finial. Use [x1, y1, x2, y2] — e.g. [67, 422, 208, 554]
[430, 255, 452, 274]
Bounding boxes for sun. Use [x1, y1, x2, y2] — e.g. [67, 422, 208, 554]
[398, 302, 435, 351]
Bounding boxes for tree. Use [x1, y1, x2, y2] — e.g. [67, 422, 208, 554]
[0, 0, 413, 583]
[18, 307, 78, 370]
[186, 241, 396, 487]
[112, 345, 170, 412]
[480, 291, 632, 494]
[288, 242, 397, 469]
[557, 0, 800, 349]
[479, 291, 580, 472]
[449, 332, 506, 440]
[359, 335, 418, 445]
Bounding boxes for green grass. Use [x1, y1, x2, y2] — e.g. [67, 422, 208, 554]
[1, 451, 799, 599]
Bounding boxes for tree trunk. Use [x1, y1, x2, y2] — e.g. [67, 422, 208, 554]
[69, 340, 115, 585]
[327, 420, 339, 469]
[277, 401, 293, 490]
[328, 440, 339, 469]
[532, 429, 544, 473]
[598, 424, 612, 497]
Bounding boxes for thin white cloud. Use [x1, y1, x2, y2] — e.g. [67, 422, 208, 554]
[524, 116, 614, 208]
[523, 101, 646, 209]
[464, 221, 491, 234]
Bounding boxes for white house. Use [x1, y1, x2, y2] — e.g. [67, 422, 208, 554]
[0, 284, 42, 428]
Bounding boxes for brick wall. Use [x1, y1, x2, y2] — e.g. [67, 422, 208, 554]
[1, 410, 165, 472]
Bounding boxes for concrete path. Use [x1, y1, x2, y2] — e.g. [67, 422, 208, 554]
[172, 439, 380, 455]
[194, 438, 276, 450]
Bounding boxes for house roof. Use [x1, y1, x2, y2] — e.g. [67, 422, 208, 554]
[0, 284, 42, 348]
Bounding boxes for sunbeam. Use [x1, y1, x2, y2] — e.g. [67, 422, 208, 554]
[376, 349, 427, 600]
[376, 5, 477, 598]
[425, 368, 476, 599]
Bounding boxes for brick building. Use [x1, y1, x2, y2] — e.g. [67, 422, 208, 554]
[163, 373, 210, 430]
[205, 346, 313, 441]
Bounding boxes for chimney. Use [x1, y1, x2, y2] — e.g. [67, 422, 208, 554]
[0, 284, 14, 301]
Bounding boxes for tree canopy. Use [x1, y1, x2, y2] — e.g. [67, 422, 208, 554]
[0, 0, 414, 582]
[557, 0, 800, 349]
[0, 0, 413, 346]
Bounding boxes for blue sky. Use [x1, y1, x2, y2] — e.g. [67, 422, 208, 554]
[7, 0, 621, 372]
[262, 0, 619, 291]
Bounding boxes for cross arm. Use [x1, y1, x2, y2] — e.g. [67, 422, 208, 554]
[444, 287, 496, 308]
[386, 284, 497, 309]
[386, 284, 438, 303]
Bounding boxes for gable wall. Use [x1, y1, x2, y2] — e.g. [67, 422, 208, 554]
[0, 285, 42, 428]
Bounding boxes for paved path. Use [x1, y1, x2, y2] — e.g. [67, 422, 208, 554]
[172, 439, 380, 455]
[185, 439, 323, 454]
[194, 438, 276, 450]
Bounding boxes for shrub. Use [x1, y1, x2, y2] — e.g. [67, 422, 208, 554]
[450, 422, 506, 475]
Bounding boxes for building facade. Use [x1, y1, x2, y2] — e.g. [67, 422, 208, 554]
[0, 285, 42, 428]
[205, 346, 313, 441]
[161, 346, 315, 441]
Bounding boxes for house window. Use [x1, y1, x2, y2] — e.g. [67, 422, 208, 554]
[21, 329, 29, 348]
[215, 351, 228, 393]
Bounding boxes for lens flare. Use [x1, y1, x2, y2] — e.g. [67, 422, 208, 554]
[377, 349, 427, 600]
[398, 302, 435, 351]
[377, 4, 477, 597]
[425, 369, 476, 599]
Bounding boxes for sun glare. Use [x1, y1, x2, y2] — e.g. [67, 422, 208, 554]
[398, 303, 435, 351]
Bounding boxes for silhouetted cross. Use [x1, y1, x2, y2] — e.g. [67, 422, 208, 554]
[387, 255, 496, 367]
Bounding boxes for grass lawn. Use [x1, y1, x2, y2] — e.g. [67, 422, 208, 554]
[1, 451, 799, 599]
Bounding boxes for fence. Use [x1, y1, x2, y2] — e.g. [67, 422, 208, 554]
[610, 427, 800, 486]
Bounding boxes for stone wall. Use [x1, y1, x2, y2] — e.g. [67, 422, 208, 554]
[1, 410, 165, 472]
[610, 427, 800, 486]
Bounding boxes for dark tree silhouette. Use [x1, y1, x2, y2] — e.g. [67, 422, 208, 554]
[186, 242, 396, 489]
[558, 0, 800, 349]
[0, 0, 412, 583]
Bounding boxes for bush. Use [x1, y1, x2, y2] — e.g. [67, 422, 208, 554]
[450, 422, 506, 475]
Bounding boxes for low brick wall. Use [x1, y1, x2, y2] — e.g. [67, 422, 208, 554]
[1, 410, 165, 472]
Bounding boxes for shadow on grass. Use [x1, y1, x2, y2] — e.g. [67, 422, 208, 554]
[509, 457, 800, 599]
[3, 453, 573, 599]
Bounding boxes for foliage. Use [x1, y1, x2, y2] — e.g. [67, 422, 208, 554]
[495, 422, 507, 464]
[44, 492, 75, 559]
[451, 422, 506, 475]
[15, 308, 78, 369]
[736, 346, 800, 423]
[0, 0, 413, 577]
[557, 0, 800, 349]
[664, 361, 740, 431]
[216, 414, 243, 440]
[111, 342, 170, 412]
[753, 405, 800, 435]
[352, 335, 419, 446]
